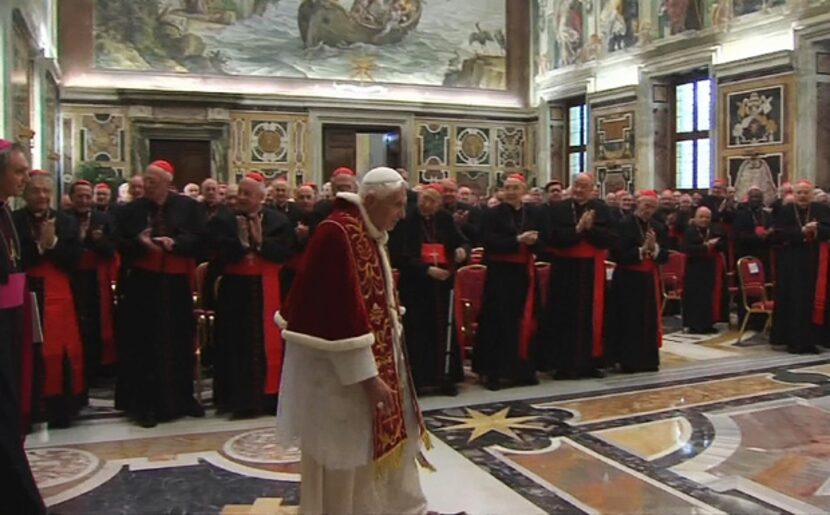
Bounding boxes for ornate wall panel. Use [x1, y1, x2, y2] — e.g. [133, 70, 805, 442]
[43, 71, 60, 175]
[415, 118, 537, 194]
[591, 102, 637, 193]
[62, 106, 131, 183]
[229, 112, 310, 185]
[718, 74, 795, 200]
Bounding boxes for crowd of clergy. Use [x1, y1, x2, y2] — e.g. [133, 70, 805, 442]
[2, 137, 830, 436]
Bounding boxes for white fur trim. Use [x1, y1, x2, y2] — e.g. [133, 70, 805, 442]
[274, 310, 288, 329]
[282, 329, 375, 352]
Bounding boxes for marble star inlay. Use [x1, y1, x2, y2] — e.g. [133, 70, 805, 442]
[437, 408, 544, 443]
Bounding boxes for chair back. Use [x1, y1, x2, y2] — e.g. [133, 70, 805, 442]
[469, 247, 485, 265]
[454, 264, 487, 353]
[535, 262, 551, 308]
[194, 262, 210, 309]
[661, 251, 686, 295]
[737, 256, 768, 308]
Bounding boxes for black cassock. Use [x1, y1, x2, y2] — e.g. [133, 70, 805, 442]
[0, 203, 46, 514]
[474, 203, 544, 387]
[733, 205, 774, 270]
[608, 215, 669, 372]
[390, 207, 469, 391]
[68, 209, 117, 383]
[770, 202, 830, 352]
[682, 224, 728, 332]
[444, 201, 482, 247]
[655, 207, 690, 250]
[541, 199, 615, 378]
[14, 208, 84, 425]
[210, 207, 294, 416]
[115, 195, 206, 423]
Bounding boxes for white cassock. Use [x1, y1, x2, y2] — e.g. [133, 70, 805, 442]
[275, 189, 428, 515]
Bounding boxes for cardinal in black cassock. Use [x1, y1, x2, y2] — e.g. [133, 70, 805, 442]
[771, 181, 830, 353]
[733, 187, 774, 272]
[541, 173, 615, 379]
[682, 206, 728, 334]
[390, 184, 469, 395]
[67, 180, 118, 385]
[210, 173, 295, 417]
[0, 141, 46, 514]
[115, 160, 206, 428]
[281, 184, 317, 300]
[609, 191, 669, 373]
[474, 174, 543, 390]
[14, 172, 85, 428]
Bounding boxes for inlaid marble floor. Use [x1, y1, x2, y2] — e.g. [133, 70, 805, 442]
[27, 323, 830, 515]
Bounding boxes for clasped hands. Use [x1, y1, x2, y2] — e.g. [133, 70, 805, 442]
[640, 229, 658, 259]
[576, 209, 595, 233]
[802, 221, 818, 239]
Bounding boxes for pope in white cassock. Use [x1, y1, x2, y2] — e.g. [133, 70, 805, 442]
[275, 167, 432, 515]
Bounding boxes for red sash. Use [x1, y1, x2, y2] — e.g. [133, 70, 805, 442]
[548, 241, 609, 358]
[224, 254, 283, 394]
[78, 250, 117, 365]
[620, 259, 662, 347]
[710, 248, 726, 321]
[488, 246, 536, 360]
[814, 242, 830, 325]
[27, 261, 85, 397]
[133, 247, 196, 289]
[421, 243, 448, 266]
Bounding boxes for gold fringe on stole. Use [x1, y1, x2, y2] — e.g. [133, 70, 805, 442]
[373, 440, 406, 479]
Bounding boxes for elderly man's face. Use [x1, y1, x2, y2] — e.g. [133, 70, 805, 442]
[202, 179, 219, 204]
[71, 184, 94, 213]
[95, 187, 111, 206]
[711, 184, 726, 198]
[25, 178, 53, 212]
[619, 192, 633, 210]
[659, 191, 675, 209]
[679, 195, 693, 209]
[295, 186, 315, 213]
[183, 184, 200, 199]
[272, 181, 290, 204]
[695, 207, 712, 227]
[794, 184, 812, 207]
[365, 186, 407, 232]
[571, 175, 593, 203]
[503, 179, 526, 205]
[418, 190, 442, 216]
[441, 181, 458, 206]
[332, 175, 357, 193]
[458, 186, 473, 204]
[605, 193, 618, 208]
[143, 168, 171, 203]
[236, 180, 264, 214]
[547, 184, 563, 203]
[128, 176, 144, 200]
[636, 197, 658, 220]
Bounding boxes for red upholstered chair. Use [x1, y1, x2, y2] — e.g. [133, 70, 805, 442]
[454, 264, 487, 359]
[736, 256, 774, 343]
[469, 247, 485, 265]
[535, 262, 551, 308]
[661, 251, 686, 316]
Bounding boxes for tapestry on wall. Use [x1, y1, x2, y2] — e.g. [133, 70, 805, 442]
[728, 153, 781, 206]
[94, 0, 507, 89]
[596, 163, 633, 195]
[726, 86, 783, 148]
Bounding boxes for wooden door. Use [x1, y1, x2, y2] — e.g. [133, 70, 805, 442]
[149, 140, 211, 191]
[322, 128, 356, 183]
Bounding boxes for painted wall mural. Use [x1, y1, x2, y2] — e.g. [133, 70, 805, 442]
[534, 0, 804, 75]
[728, 153, 780, 205]
[94, 0, 507, 89]
[592, 103, 637, 191]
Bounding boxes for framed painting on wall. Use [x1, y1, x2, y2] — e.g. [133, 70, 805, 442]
[726, 86, 784, 148]
[728, 153, 782, 206]
[595, 111, 635, 161]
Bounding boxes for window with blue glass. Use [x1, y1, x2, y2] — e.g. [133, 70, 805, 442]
[567, 103, 588, 183]
[674, 78, 712, 190]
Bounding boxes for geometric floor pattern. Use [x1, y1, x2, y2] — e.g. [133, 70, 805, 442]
[28, 320, 830, 514]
